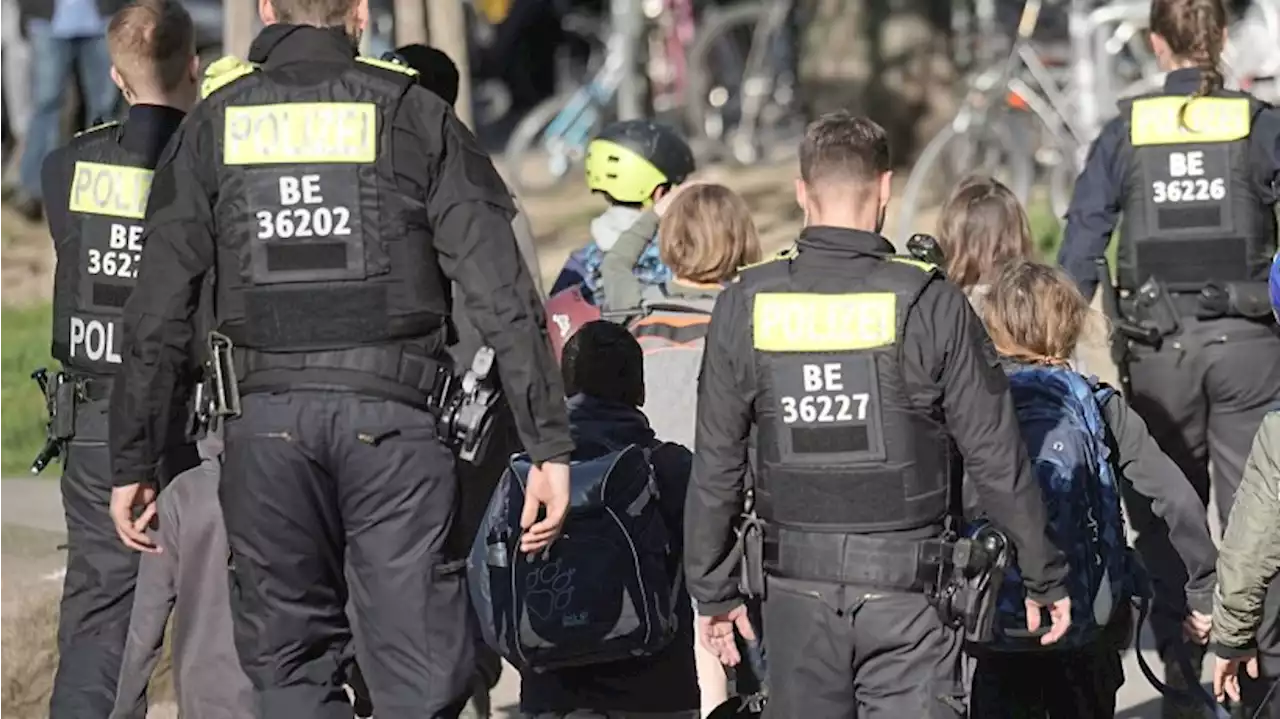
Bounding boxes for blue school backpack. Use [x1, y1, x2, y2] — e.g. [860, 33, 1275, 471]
[466, 440, 682, 672]
[984, 365, 1134, 650]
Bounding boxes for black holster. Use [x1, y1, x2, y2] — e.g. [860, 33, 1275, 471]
[934, 523, 1010, 643]
[30, 369, 87, 474]
[1128, 276, 1182, 338]
[738, 512, 767, 599]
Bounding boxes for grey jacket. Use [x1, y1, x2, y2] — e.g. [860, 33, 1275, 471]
[599, 208, 661, 312]
[111, 436, 254, 719]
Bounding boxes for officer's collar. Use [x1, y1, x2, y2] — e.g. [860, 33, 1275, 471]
[797, 226, 896, 257]
[1163, 67, 1208, 95]
[120, 104, 186, 165]
[248, 23, 357, 67]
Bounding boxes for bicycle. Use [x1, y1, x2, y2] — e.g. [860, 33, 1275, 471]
[896, 0, 1167, 236]
[502, 0, 718, 196]
[683, 0, 804, 166]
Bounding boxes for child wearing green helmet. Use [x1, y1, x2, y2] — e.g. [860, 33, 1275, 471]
[550, 120, 696, 308]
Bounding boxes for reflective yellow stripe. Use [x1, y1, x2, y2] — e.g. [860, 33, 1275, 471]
[202, 56, 257, 98]
[223, 103, 378, 165]
[68, 162, 154, 219]
[753, 293, 897, 352]
[1130, 96, 1252, 146]
[356, 56, 419, 77]
[74, 120, 119, 139]
[887, 256, 936, 272]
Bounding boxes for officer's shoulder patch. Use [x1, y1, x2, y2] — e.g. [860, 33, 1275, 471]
[201, 56, 258, 99]
[886, 256, 938, 273]
[356, 56, 420, 77]
[73, 120, 120, 139]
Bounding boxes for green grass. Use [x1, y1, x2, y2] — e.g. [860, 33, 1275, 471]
[1026, 197, 1119, 275]
[2, 304, 55, 477]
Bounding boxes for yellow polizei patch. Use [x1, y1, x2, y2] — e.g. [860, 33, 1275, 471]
[753, 293, 897, 352]
[223, 103, 377, 165]
[68, 162, 154, 219]
[1131, 96, 1252, 146]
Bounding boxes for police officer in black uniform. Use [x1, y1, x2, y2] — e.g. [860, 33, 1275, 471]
[39, 2, 199, 716]
[686, 112, 1072, 718]
[1058, 0, 1280, 713]
[106, 0, 575, 716]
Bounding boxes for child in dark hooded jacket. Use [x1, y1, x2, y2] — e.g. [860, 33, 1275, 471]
[518, 320, 700, 719]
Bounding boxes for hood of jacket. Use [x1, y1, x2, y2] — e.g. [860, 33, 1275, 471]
[567, 394, 656, 453]
[589, 205, 645, 252]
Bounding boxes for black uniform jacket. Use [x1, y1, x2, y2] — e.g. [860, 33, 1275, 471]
[110, 25, 573, 487]
[1058, 68, 1280, 300]
[685, 227, 1070, 615]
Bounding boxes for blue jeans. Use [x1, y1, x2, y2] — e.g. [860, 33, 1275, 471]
[18, 22, 117, 200]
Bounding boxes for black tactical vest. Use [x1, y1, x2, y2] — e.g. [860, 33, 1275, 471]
[739, 252, 952, 534]
[203, 58, 449, 355]
[1117, 93, 1275, 292]
[51, 122, 153, 376]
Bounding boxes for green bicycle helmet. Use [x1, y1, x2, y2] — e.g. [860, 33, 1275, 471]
[585, 120, 696, 205]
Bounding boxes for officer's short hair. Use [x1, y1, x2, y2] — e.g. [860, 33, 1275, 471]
[107, 0, 195, 94]
[799, 111, 891, 189]
[560, 320, 645, 408]
[269, 0, 355, 26]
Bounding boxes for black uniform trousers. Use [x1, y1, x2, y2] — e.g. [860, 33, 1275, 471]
[1126, 315, 1280, 717]
[760, 576, 965, 719]
[50, 397, 140, 719]
[220, 391, 473, 719]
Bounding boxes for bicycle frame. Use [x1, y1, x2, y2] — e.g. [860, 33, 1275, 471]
[535, 27, 631, 171]
[725, 0, 797, 156]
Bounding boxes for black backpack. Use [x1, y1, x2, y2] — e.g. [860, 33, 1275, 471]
[467, 440, 681, 672]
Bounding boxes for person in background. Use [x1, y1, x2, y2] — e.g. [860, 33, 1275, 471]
[1210, 251, 1280, 718]
[599, 182, 762, 715]
[109, 435, 254, 719]
[970, 259, 1218, 718]
[41, 1, 199, 715]
[11, 0, 124, 219]
[550, 119, 695, 307]
[933, 175, 1034, 313]
[519, 319, 700, 719]
[1056, 0, 1280, 709]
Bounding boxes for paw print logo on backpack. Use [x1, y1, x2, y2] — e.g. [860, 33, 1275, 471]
[525, 558, 575, 622]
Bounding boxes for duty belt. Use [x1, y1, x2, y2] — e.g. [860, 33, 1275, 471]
[763, 527, 956, 592]
[232, 344, 453, 413]
[67, 375, 114, 402]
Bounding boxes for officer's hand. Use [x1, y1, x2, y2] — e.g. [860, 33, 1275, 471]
[520, 461, 570, 554]
[1182, 610, 1212, 645]
[697, 604, 755, 667]
[109, 483, 161, 554]
[1213, 652, 1259, 703]
[1024, 595, 1071, 645]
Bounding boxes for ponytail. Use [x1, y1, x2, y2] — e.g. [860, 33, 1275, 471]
[1150, 0, 1228, 130]
[1178, 0, 1226, 130]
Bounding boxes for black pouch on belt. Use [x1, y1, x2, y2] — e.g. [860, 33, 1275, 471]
[1198, 281, 1272, 320]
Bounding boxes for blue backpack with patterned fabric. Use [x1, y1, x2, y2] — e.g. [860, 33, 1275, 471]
[983, 365, 1135, 650]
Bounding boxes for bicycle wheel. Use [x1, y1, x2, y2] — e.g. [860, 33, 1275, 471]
[895, 110, 1035, 239]
[683, 2, 768, 151]
[502, 93, 603, 196]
